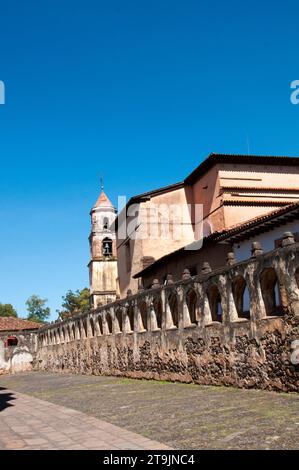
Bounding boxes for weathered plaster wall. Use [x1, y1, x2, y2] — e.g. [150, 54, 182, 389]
[36, 242, 299, 392]
[234, 220, 299, 262]
[139, 242, 231, 289]
[0, 331, 37, 374]
[117, 186, 195, 297]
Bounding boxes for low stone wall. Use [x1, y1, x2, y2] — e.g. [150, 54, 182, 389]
[36, 241, 299, 392]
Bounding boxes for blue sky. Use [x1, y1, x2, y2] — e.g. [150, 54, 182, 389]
[1, 0, 299, 320]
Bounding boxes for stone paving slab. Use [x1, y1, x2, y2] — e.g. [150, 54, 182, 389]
[0, 388, 171, 450]
[1, 372, 299, 449]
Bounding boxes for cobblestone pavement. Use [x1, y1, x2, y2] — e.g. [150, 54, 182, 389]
[1, 372, 299, 449]
[0, 387, 171, 450]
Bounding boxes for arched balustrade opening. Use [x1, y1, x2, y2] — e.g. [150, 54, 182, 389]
[260, 267, 283, 316]
[98, 315, 103, 335]
[127, 306, 134, 332]
[186, 288, 198, 324]
[82, 319, 88, 338]
[90, 317, 95, 337]
[61, 328, 66, 342]
[153, 297, 162, 329]
[66, 326, 71, 342]
[106, 313, 113, 333]
[138, 301, 147, 330]
[207, 284, 222, 322]
[232, 275, 250, 319]
[167, 292, 178, 327]
[116, 309, 123, 332]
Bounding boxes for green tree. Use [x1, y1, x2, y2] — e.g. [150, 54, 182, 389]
[58, 288, 90, 319]
[0, 303, 18, 318]
[26, 295, 50, 323]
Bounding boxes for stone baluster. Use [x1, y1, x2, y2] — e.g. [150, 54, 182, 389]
[176, 286, 190, 328]
[151, 279, 161, 289]
[136, 301, 146, 332]
[201, 281, 213, 324]
[123, 306, 131, 333]
[133, 302, 140, 332]
[201, 262, 212, 275]
[163, 290, 175, 329]
[247, 261, 266, 320]
[149, 301, 159, 331]
[282, 231, 295, 246]
[94, 314, 102, 336]
[182, 268, 191, 281]
[251, 241, 263, 258]
[218, 274, 230, 324]
[279, 233, 299, 315]
[165, 274, 174, 285]
[227, 252, 236, 266]
[109, 306, 115, 334]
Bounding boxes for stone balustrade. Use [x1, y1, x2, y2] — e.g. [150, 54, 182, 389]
[38, 239, 299, 348]
[36, 235, 299, 392]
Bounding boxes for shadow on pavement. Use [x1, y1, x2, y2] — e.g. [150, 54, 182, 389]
[0, 387, 16, 412]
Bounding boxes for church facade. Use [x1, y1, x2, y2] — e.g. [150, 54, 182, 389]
[89, 153, 299, 304]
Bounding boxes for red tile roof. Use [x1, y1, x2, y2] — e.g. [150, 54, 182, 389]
[94, 190, 114, 208]
[0, 317, 42, 332]
[185, 153, 299, 184]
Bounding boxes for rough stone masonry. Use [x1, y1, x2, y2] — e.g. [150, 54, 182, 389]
[35, 238, 299, 392]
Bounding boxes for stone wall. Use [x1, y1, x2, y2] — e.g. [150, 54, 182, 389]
[36, 239, 299, 392]
[0, 331, 37, 374]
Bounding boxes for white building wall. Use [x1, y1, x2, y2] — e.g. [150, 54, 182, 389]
[234, 220, 299, 263]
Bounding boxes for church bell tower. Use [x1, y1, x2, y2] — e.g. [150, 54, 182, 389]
[88, 181, 118, 308]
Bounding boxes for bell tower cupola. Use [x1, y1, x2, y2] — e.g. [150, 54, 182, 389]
[88, 179, 118, 308]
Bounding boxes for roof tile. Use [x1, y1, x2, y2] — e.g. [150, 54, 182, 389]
[0, 317, 42, 332]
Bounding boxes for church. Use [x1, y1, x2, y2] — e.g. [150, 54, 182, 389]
[89, 153, 299, 307]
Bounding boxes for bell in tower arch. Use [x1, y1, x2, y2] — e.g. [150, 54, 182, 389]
[102, 238, 113, 257]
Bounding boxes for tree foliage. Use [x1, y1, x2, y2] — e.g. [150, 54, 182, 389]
[58, 288, 90, 320]
[26, 295, 50, 323]
[0, 303, 18, 318]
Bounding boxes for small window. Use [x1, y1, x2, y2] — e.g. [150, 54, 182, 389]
[6, 336, 18, 347]
[103, 217, 109, 230]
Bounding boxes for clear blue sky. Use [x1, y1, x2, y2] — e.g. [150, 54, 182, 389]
[1, 0, 299, 320]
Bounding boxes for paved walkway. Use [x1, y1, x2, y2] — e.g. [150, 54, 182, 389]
[0, 388, 171, 450]
[1, 372, 299, 449]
